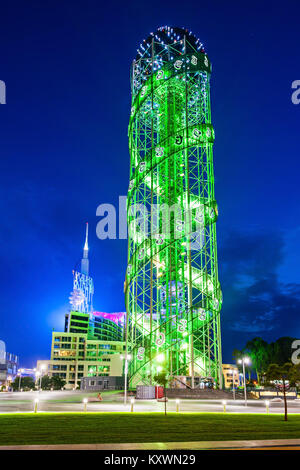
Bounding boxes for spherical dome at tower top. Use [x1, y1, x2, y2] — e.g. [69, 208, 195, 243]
[135, 25, 205, 63]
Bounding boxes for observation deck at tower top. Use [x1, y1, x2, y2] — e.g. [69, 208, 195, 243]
[134, 26, 206, 64]
[131, 26, 209, 99]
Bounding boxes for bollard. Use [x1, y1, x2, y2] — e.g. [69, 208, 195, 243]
[176, 399, 180, 413]
[34, 398, 39, 413]
[222, 400, 227, 413]
[83, 398, 88, 412]
[130, 398, 134, 412]
[265, 400, 270, 414]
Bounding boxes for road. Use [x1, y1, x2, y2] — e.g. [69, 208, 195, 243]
[1, 390, 300, 414]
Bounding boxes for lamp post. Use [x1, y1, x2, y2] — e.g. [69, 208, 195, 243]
[39, 364, 46, 390]
[238, 357, 250, 406]
[83, 398, 88, 412]
[230, 369, 236, 400]
[34, 398, 39, 413]
[35, 371, 40, 390]
[265, 400, 270, 414]
[120, 354, 131, 405]
[7, 376, 12, 391]
[130, 398, 134, 412]
[18, 368, 24, 391]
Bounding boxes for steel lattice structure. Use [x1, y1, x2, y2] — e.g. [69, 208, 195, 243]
[125, 26, 222, 389]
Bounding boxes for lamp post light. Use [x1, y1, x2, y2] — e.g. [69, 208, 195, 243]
[238, 357, 250, 406]
[83, 398, 88, 412]
[7, 376, 12, 391]
[265, 400, 270, 414]
[176, 399, 180, 413]
[130, 398, 134, 412]
[222, 400, 227, 412]
[38, 364, 46, 390]
[34, 398, 39, 413]
[35, 371, 40, 390]
[120, 354, 131, 405]
[230, 369, 236, 400]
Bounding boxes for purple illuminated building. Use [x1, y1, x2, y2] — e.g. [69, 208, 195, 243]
[90, 312, 125, 342]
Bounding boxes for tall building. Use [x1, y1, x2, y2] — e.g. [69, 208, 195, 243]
[125, 27, 222, 389]
[68, 223, 94, 317]
[0, 340, 19, 388]
[37, 224, 125, 389]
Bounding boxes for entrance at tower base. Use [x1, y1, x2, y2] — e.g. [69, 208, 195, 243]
[133, 375, 216, 391]
[169, 376, 215, 389]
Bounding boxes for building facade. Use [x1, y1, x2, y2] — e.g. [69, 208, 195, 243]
[81, 375, 125, 391]
[222, 364, 240, 389]
[37, 331, 125, 389]
[0, 340, 19, 388]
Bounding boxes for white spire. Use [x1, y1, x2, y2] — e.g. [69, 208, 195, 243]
[83, 222, 89, 255]
[81, 222, 89, 276]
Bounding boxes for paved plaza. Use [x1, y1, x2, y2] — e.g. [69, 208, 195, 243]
[0, 390, 300, 414]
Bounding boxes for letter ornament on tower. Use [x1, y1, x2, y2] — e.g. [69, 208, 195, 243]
[125, 27, 223, 389]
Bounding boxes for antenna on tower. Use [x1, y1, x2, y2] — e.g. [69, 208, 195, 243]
[83, 222, 89, 255]
[81, 222, 89, 276]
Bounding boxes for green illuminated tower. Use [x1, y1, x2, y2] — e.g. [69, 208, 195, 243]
[125, 26, 222, 389]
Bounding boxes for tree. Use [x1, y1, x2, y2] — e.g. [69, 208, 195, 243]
[153, 371, 169, 416]
[264, 362, 300, 421]
[40, 375, 52, 390]
[269, 337, 298, 366]
[232, 349, 243, 370]
[11, 376, 35, 391]
[245, 337, 269, 384]
[50, 375, 66, 390]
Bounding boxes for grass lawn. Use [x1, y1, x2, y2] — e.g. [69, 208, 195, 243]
[0, 413, 300, 445]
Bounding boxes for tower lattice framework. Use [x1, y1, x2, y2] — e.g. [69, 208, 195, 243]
[125, 26, 222, 389]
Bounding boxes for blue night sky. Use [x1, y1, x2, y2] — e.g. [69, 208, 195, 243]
[1, 1, 299, 367]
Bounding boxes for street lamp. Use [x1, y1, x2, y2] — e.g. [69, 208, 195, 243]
[18, 368, 24, 391]
[238, 357, 250, 406]
[120, 354, 131, 405]
[130, 398, 134, 412]
[35, 371, 40, 390]
[34, 398, 39, 413]
[39, 364, 46, 390]
[265, 400, 270, 414]
[83, 398, 88, 412]
[230, 369, 236, 400]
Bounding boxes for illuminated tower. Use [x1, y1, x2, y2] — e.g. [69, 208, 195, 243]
[125, 26, 222, 389]
[69, 223, 94, 315]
